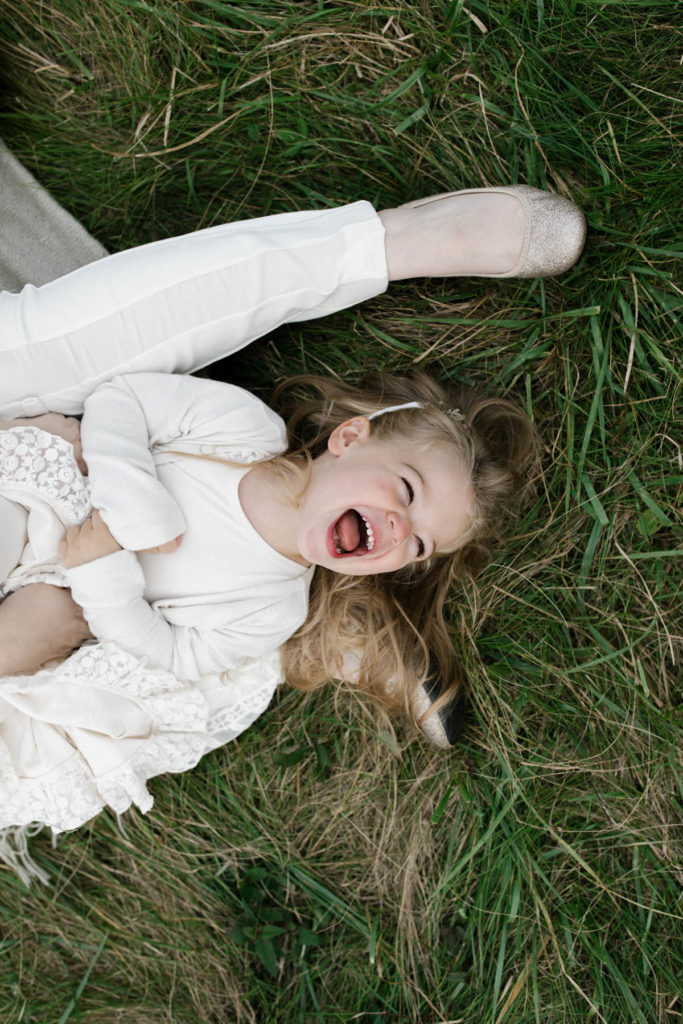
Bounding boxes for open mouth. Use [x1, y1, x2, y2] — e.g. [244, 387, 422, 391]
[331, 509, 375, 557]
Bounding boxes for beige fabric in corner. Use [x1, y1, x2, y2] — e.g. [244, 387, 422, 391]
[0, 138, 106, 292]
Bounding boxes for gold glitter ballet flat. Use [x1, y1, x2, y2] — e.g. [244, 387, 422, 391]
[401, 184, 587, 279]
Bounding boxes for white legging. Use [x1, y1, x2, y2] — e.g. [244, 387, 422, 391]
[0, 201, 388, 419]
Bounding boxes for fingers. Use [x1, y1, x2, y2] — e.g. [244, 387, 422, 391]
[59, 520, 86, 558]
[59, 510, 121, 568]
[61, 513, 180, 566]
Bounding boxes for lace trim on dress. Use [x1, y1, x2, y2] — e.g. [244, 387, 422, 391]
[0, 642, 209, 833]
[201, 648, 284, 744]
[0, 426, 90, 596]
[0, 426, 91, 524]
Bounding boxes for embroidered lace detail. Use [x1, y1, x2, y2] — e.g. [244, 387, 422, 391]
[204, 649, 283, 743]
[216, 447, 275, 464]
[0, 643, 283, 840]
[0, 426, 91, 597]
[190, 443, 281, 465]
[0, 426, 90, 525]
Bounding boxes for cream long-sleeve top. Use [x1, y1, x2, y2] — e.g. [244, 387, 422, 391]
[63, 372, 314, 681]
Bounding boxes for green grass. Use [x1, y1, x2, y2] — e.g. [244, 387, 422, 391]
[0, 1, 680, 1021]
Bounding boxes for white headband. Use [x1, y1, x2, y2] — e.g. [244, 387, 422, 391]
[367, 401, 423, 420]
[367, 400, 464, 422]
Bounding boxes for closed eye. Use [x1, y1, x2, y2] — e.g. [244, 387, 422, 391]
[402, 478, 424, 556]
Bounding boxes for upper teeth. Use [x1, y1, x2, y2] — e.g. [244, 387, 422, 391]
[361, 514, 375, 551]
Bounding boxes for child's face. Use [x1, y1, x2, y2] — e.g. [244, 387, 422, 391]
[296, 417, 474, 575]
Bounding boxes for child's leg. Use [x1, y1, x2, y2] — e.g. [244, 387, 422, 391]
[1, 189, 584, 419]
[0, 202, 388, 417]
[0, 583, 93, 676]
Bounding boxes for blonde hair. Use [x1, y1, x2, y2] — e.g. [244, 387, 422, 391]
[273, 371, 537, 728]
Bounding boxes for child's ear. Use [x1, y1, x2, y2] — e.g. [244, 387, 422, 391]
[327, 416, 371, 456]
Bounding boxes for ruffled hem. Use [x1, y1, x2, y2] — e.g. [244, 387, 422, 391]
[0, 642, 210, 834]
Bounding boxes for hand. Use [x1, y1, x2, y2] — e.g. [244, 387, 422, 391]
[59, 510, 122, 568]
[0, 412, 87, 474]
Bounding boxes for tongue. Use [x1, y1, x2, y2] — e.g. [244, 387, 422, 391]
[336, 510, 361, 553]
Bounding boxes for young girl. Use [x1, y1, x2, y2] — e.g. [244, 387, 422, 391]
[0, 185, 585, 875]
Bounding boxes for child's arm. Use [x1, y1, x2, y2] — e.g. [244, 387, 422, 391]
[57, 373, 293, 680]
[80, 372, 285, 553]
[60, 510, 302, 681]
[59, 510, 180, 564]
[61, 544, 286, 680]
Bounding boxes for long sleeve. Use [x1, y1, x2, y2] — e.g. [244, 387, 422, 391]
[64, 550, 302, 680]
[81, 372, 287, 551]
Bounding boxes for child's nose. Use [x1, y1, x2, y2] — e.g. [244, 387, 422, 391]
[388, 510, 410, 544]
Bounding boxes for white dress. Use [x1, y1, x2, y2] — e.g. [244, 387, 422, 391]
[0, 373, 313, 854]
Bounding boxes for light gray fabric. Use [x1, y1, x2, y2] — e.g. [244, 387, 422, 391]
[0, 139, 106, 291]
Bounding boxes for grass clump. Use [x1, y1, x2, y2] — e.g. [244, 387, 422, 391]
[0, 1, 681, 1022]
